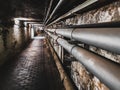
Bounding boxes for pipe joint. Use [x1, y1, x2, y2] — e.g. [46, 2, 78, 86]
[70, 45, 76, 54]
[71, 28, 75, 39]
[55, 36, 60, 43]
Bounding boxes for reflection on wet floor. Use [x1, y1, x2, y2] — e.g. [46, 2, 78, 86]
[32, 36, 45, 39]
[0, 38, 65, 90]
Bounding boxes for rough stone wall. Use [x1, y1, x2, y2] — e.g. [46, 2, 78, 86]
[58, 1, 120, 90]
[0, 24, 31, 65]
[65, 1, 120, 25]
[90, 46, 120, 63]
[71, 61, 109, 90]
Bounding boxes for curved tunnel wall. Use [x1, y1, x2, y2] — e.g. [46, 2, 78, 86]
[0, 23, 31, 65]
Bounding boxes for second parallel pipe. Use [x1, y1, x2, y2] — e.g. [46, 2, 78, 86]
[47, 28, 120, 54]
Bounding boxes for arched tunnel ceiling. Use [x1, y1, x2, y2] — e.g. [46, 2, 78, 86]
[0, 0, 115, 24]
[0, 0, 50, 21]
[0, 0, 86, 22]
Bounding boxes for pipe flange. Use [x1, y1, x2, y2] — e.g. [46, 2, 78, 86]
[70, 45, 76, 54]
[55, 36, 60, 42]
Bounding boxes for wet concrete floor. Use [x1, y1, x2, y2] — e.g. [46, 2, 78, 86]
[0, 38, 65, 90]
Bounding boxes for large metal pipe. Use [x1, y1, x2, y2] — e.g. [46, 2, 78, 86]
[45, 0, 65, 25]
[47, 28, 120, 54]
[47, 0, 98, 27]
[47, 32, 120, 90]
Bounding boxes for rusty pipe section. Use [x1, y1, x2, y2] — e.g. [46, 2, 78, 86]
[47, 28, 120, 54]
[47, 37, 75, 90]
[47, 32, 120, 90]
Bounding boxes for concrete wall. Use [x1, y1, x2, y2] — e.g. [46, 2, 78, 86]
[0, 23, 31, 65]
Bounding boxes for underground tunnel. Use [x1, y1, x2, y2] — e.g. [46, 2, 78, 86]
[0, 0, 120, 90]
